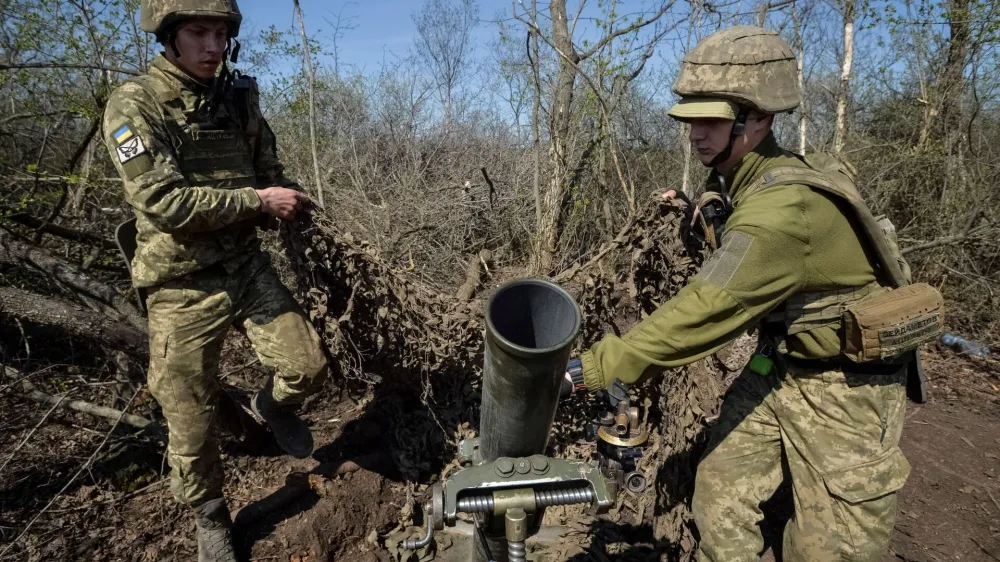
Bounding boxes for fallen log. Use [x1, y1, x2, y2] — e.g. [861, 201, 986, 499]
[0, 286, 148, 360]
[455, 249, 493, 302]
[0, 227, 146, 333]
[1, 364, 163, 439]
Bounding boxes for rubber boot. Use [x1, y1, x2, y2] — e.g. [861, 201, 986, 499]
[251, 381, 314, 459]
[193, 498, 237, 562]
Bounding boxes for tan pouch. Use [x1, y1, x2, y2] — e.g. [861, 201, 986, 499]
[842, 283, 944, 362]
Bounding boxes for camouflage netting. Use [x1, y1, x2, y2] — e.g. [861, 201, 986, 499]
[279, 197, 752, 560]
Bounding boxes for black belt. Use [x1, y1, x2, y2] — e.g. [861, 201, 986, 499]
[780, 355, 906, 375]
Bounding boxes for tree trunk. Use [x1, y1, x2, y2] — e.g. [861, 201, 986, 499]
[535, 0, 578, 273]
[530, 0, 543, 230]
[939, 0, 970, 202]
[940, 0, 969, 136]
[833, 1, 855, 154]
[293, 0, 325, 208]
[793, 3, 807, 155]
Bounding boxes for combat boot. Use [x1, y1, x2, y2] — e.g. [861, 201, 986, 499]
[193, 498, 237, 562]
[251, 382, 314, 459]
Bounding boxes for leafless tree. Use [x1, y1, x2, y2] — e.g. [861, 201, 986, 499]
[412, 0, 480, 133]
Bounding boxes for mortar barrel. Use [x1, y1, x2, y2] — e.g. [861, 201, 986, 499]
[473, 278, 580, 562]
[480, 278, 581, 462]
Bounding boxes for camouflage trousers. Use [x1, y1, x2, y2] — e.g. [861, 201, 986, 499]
[692, 363, 911, 562]
[146, 252, 328, 507]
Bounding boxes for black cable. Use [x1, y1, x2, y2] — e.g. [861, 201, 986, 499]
[473, 514, 496, 562]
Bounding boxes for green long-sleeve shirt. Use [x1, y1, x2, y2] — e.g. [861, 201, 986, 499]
[581, 134, 880, 391]
[103, 55, 298, 288]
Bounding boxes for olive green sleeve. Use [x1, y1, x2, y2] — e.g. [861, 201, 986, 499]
[580, 220, 809, 391]
[102, 83, 262, 235]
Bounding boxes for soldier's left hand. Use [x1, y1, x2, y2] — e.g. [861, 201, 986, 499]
[257, 186, 313, 222]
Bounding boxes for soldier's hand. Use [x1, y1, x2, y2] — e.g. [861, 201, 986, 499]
[660, 189, 698, 227]
[256, 187, 313, 222]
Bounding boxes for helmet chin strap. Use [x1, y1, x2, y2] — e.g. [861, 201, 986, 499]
[708, 108, 749, 170]
[704, 107, 750, 213]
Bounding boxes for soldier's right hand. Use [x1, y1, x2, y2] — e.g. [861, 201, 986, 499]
[256, 187, 312, 222]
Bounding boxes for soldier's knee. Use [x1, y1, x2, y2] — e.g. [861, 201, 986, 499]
[306, 350, 329, 384]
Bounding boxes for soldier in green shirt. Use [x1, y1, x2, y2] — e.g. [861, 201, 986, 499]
[566, 26, 917, 561]
[102, 2, 328, 560]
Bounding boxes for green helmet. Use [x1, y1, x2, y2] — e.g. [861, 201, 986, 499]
[668, 26, 799, 120]
[140, 0, 242, 38]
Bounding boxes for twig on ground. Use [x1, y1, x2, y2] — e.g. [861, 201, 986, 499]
[220, 359, 261, 381]
[972, 537, 1000, 562]
[2, 364, 163, 440]
[987, 490, 1000, 516]
[0, 395, 65, 477]
[0, 385, 144, 558]
[47, 478, 168, 513]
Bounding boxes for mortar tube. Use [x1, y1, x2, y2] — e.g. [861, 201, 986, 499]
[473, 278, 581, 562]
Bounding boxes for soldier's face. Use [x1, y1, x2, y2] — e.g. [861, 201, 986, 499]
[688, 118, 735, 167]
[169, 19, 229, 80]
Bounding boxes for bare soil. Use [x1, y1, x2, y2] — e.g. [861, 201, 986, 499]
[1, 348, 998, 562]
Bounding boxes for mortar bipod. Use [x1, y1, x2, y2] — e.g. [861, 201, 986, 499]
[402, 439, 615, 562]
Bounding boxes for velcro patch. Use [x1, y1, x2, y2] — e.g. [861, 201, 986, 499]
[116, 136, 147, 164]
[695, 231, 755, 289]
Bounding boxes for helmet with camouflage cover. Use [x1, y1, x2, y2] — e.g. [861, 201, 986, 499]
[140, 0, 242, 39]
[668, 26, 799, 121]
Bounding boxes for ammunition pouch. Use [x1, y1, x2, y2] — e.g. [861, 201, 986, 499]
[842, 283, 944, 362]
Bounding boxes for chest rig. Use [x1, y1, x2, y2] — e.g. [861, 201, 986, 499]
[732, 152, 942, 401]
[131, 69, 261, 189]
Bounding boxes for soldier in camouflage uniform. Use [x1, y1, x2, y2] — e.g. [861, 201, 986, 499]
[102, 2, 328, 560]
[566, 27, 915, 561]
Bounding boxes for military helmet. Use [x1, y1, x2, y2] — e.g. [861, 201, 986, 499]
[140, 0, 242, 38]
[668, 26, 799, 120]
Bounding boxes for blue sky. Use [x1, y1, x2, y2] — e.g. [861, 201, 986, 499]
[239, 0, 426, 73]
[235, 0, 682, 76]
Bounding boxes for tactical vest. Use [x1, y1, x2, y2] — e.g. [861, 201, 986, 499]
[123, 66, 268, 287]
[748, 153, 943, 364]
[128, 70, 260, 189]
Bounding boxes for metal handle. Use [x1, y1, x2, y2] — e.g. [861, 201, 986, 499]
[401, 518, 433, 550]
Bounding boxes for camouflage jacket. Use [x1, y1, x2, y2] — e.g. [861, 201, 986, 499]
[103, 55, 298, 288]
[581, 134, 885, 390]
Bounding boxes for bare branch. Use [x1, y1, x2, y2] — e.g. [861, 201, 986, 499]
[292, 0, 326, 208]
[0, 208, 116, 249]
[579, 2, 674, 61]
[0, 62, 141, 76]
[0, 384, 149, 559]
[0, 394, 65, 477]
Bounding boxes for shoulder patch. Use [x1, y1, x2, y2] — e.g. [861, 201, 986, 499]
[694, 231, 756, 289]
[116, 135, 147, 164]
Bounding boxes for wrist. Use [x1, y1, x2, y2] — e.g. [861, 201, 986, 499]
[253, 189, 267, 212]
[567, 358, 585, 390]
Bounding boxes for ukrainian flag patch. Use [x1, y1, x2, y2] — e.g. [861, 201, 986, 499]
[114, 125, 134, 144]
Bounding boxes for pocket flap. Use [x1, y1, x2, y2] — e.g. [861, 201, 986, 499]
[823, 448, 911, 504]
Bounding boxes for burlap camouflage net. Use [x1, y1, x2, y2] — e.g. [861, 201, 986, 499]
[280, 197, 730, 560]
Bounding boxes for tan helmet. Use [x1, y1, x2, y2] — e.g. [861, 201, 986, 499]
[668, 26, 799, 120]
[140, 0, 242, 38]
